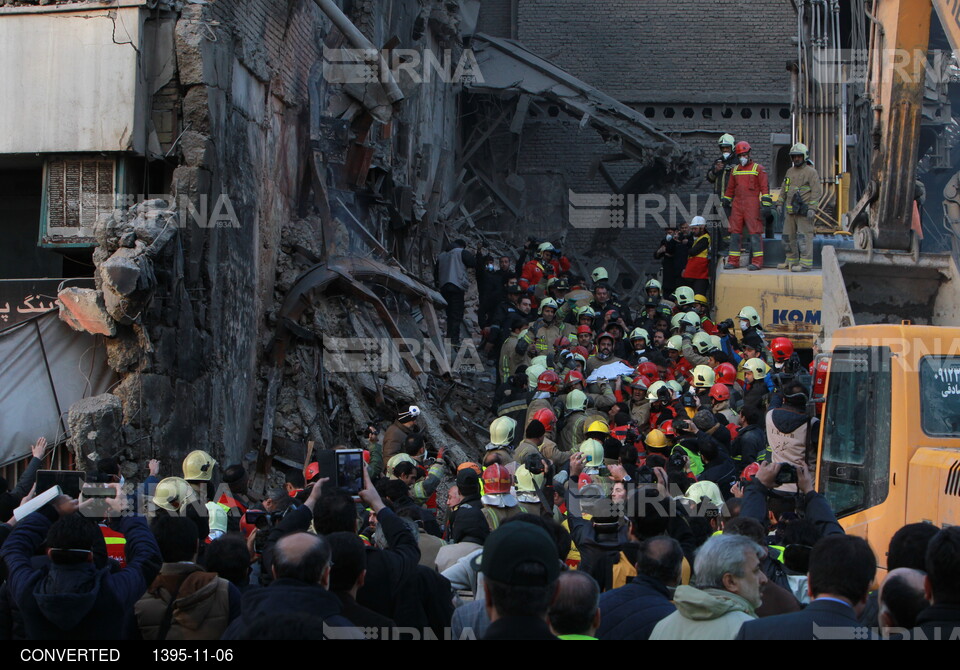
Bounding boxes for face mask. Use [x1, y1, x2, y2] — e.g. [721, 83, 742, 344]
[665, 234, 673, 241]
[740, 319, 749, 332]
[486, 264, 495, 271]
[722, 152, 731, 160]
[739, 157, 749, 166]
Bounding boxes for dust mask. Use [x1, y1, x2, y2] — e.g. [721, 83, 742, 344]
[722, 152, 731, 160]
[739, 157, 749, 166]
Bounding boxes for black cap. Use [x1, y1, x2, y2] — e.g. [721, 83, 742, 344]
[456, 469, 480, 497]
[481, 522, 560, 586]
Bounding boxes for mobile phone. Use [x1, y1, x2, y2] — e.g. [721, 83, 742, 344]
[336, 449, 365, 497]
[36, 471, 85, 499]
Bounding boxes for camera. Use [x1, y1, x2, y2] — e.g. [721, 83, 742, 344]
[523, 451, 545, 476]
[624, 427, 640, 446]
[717, 318, 735, 335]
[682, 392, 697, 409]
[776, 463, 798, 485]
[668, 450, 688, 471]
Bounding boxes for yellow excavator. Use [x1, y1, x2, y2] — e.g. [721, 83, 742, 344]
[814, 0, 960, 569]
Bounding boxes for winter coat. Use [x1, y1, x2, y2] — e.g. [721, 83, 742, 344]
[731, 423, 767, 471]
[220, 578, 359, 639]
[134, 563, 240, 640]
[382, 421, 416, 464]
[650, 586, 757, 640]
[597, 573, 676, 640]
[1, 511, 161, 640]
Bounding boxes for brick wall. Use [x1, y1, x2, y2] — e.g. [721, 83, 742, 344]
[471, 0, 796, 279]
[478, 0, 513, 37]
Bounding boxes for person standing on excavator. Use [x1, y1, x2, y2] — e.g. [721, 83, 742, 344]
[707, 133, 738, 220]
[778, 143, 822, 273]
[723, 142, 771, 271]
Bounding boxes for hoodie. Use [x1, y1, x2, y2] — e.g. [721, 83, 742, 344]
[1, 511, 161, 640]
[650, 586, 757, 640]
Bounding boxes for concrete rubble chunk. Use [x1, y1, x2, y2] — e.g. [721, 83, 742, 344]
[101, 252, 142, 296]
[57, 287, 117, 337]
[66, 393, 124, 465]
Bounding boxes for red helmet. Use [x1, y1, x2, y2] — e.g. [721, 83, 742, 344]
[735, 141, 751, 155]
[577, 325, 593, 336]
[553, 336, 571, 349]
[571, 346, 590, 358]
[714, 362, 737, 386]
[537, 370, 561, 393]
[482, 463, 513, 495]
[741, 462, 761, 483]
[709, 384, 730, 403]
[660, 420, 677, 437]
[305, 462, 320, 481]
[532, 407, 557, 432]
[636, 361, 658, 379]
[771, 337, 795, 363]
[565, 369, 585, 386]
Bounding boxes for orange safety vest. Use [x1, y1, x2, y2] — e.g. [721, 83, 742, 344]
[99, 524, 127, 568]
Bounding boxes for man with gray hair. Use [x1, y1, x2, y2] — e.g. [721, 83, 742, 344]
[650, 534, 766, 640]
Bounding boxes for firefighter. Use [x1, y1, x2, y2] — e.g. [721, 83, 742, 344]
[525, 370, 560, 433]
[692, 294, 719, 335]
[778, 143, 822, 272]
[481, 463, 528, 530]
[520, 297, 564, 355]
[707, 133, 738, 218]
[519, 242, 558, 294]
[723, 141, 772, 271]
[681, 216, 711, 296]
[626, 327, 652, 367]
[484, 416, 518, 466]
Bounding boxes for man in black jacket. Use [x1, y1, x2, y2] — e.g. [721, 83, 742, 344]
[221, 532, 360, 639]
[731, 406, 766, 473]
[914, 526, 960, 639]
[481, 521, 560, 640]
[1, 489, 162, 640]
[597, 536, 681, 640]
[737, 534, 876, 639]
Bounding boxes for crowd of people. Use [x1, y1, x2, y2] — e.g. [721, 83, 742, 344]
[0, 170, 956, 640]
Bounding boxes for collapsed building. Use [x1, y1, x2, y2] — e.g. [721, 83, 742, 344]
[1, 0, 815, 491]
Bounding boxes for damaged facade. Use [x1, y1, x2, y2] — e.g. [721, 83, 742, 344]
[1, 0, 781, 489]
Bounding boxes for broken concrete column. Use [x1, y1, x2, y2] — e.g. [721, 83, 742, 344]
[66, 393, 124, 466]
[57, 287, 117, 337]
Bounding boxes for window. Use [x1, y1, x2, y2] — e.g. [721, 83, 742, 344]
[41, 156, 117, 247]
[818, 347, 892, 517]
[920, 356, 960, 437]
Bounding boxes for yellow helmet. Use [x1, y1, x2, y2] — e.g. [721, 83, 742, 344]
[526, 364, 548, 391]
[516, 464, 545, 493]
[743, 358, 770, 380]
[647, 380, 668, 401]
[566, 389, 588, 412]
[694, 294, 709, 306]
[585, 419, 610, 436]
[738, 306, 761, 329]
[183, 450, 216, 481]
[692, 365, 716, 388]
[665, 335, 683, 352]
[489, 416, 517, 446]
[153, 477, 197, 512]
[579, 439, 605, 466]
[539, 297, 559, 315]
[692, 332, 714, 355]
[645, 429, 669, 449]
[674, 286, 695, 307]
